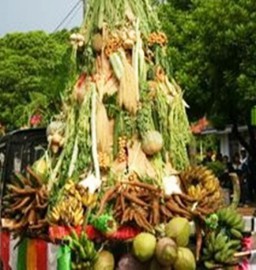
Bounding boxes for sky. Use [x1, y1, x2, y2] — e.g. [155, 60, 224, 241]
[0, 0, 83, 37]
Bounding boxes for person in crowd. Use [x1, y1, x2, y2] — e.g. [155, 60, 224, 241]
[215, 151, 223, 162]
[231, 152, 247, 205]
[240, 149, 250, 203]
[240, 148, 248, 165]
[202, 147, 213, 165]
[219, 155, 233, 189]
[248, 155, 256, 203]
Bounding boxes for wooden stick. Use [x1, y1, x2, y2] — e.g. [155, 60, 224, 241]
[234, 249, 256, 258]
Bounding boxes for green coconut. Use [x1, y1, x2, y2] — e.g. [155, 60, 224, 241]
[165, 217, 190, 247]
[155, 237, 177, 266]
[173, 247, 196, 270]
[94, 250, 115, 270]
[132, 233, 157, 262]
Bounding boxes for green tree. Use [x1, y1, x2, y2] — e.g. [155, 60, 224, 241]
[0, 30, 72, 130]
[159, 0, 256, 158]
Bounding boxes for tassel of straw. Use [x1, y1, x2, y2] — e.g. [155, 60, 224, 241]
[118, 51, 139, 115]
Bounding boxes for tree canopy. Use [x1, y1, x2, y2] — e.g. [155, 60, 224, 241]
[159, 0, 256, 155]
[0, 30, 72, 131]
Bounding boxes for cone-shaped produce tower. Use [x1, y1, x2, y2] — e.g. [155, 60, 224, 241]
[3, 1, 242, 269]
[46, 0, 192, 193]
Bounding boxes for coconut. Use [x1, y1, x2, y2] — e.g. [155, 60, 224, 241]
[155, 237, 177, 266]
[141, 130, 163, 156]
[149, 258, 172, 270]
[116, 253, 147, 270]
[173, 247, 196, 270]
[165, 217, 190, 247]
[94, 250, 115, 270]
[132, 233, 157, 262]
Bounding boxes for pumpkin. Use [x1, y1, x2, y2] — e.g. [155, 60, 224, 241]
[141, 130, 163, 156]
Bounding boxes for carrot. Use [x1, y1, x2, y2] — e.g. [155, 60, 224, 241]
[9, 217, 27, 231]
[28, 209, 37, 225]
[195, 222, 203, 261]
[15, 172, 31, 186]
[29, 223, 45, 230]
[7, 184, 36, 195]
[37, 218, 48, 225]
[160, 205, 173, 218]
[36, 201, 48, 210]
[135, 212, 153, 231]
[122, 192, 148, 207]
[96, 186, 117, 216]
[196, 206, 213, 216]
[120, 193, 126, 213]
[123, 181, 159, 192]
[172, 194, 187, 209]
[178, 193, 197, 203]
[12, 197, 31, 211]
[166, 201, 191, 218]
[26, 166, 43, 186]
[22, 201, 34, 215]
[128, 208, 135, 221]
[152, 198, 160, 225]
[121, 208, 131, 224]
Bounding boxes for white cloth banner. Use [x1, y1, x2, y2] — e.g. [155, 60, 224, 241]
[9, 236, 19, 270]
[47, 243, 59, 270]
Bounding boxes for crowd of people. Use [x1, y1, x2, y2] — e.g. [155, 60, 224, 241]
[202, 147, 256, 206]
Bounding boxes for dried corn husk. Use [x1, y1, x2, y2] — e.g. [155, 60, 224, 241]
[129, 141, 157, 179]
[96, 100, 111, 152]
[96, 54, 119, 99]
[118, 52, 139, 114]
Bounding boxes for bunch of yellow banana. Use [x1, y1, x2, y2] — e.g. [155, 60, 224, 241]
[47, 180, 85, 226]
[203, 231, 241, 269]
[187, 184, 206, 199]
[180, 166, 222, 211]
[204, 176, 220, 194]
[181, 166, 220, 193]
[75, 184, 97, 207]
[48, 195, 84, 226]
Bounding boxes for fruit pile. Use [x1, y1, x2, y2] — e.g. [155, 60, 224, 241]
[48, 180, 96, 226]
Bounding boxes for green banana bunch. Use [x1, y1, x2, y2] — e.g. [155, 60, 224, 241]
[66, 230, 98, 270]
[202, 231, 240, 269]
[217, 208, 245, 235]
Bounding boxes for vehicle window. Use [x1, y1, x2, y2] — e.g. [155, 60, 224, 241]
[13, 145, 24, 174]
